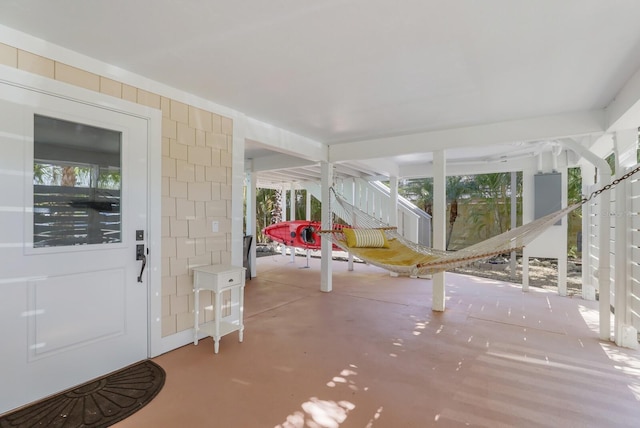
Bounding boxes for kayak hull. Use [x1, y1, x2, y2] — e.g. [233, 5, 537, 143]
[262, 220, 343, 251]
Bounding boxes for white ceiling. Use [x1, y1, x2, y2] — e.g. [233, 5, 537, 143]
[2, 0, 640, 185]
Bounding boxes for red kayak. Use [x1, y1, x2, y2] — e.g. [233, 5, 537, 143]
[262, 220, 345, 250]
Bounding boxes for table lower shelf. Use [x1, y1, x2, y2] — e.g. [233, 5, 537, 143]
[199, 320, 242, 339]
[195, 319, 244, 353]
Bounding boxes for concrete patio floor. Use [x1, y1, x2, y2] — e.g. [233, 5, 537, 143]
[116, 255, 640, 427]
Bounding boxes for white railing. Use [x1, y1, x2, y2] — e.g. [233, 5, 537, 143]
[302, 178, 431, 246]
[629, 166, 640, 333]
[583, 184, 600, 300]
[598, 163, 640, 341]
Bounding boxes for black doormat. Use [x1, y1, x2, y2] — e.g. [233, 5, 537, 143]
[0, 360, 165, 428]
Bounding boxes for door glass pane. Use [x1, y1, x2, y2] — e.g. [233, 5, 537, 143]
[33, 115, 122, 248]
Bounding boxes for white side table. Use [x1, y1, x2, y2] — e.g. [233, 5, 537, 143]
[192, 264, 246, 353]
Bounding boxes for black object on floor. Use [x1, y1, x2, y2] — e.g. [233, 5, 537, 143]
[0, 360, 165, 428]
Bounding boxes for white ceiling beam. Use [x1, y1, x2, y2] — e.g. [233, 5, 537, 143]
[259, 166, 322, 181]
[605, 65, 640, 132]
[328, 110, 605, 162]
[245, 117, 327, 162]
[347, 159, 400, 178]
[261, 171, 315, 182]
[248, 153, 317, 172]
[399, 152, 576, 178]
[333, 163, 368, 178]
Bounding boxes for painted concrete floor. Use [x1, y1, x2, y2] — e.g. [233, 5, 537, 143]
[116, 255, 640, 428]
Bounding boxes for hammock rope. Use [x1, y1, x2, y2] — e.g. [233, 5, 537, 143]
[320, 165, 640, 277]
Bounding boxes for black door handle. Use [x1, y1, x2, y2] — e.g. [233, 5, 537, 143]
[137, 254, 147, 283]
[136, 244, 147, 283]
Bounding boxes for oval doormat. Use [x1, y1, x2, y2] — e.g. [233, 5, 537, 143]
[0, 360, 165, 428]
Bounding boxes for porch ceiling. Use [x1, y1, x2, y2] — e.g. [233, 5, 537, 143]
[3, 1, 640, 185]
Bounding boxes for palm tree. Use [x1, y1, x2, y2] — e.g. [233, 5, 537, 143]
[445, 176, 474, 250]
[463, 172, 521, 244]
[254, 188, 279, 243]
[400, 176, 476, 249]
[399, 178, 433, 215]
[293, 190, 322, 221]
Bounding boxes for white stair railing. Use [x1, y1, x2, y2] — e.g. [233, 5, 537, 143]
[302, 178, 431, 247]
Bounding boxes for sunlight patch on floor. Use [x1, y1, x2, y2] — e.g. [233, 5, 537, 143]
[600, 342, 640, 400]
[578, 304, 600, 333]
[277, 364, 367, 428]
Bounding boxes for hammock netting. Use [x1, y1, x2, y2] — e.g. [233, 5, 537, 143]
[320, 189, 583, 277]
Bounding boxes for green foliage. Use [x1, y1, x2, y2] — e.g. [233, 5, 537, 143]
[253, 188, 279, 242]
[247, 188, 323, 243]
[399, 172, 522, 249]
[34, 162, 120, 190]
[464, 172, 522, 244]
[399, 178, 433, 215]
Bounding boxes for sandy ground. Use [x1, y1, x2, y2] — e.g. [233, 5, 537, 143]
[451, 258, 583, 294]
[256, 244, 582, 295]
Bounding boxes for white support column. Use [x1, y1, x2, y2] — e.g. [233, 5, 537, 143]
[598, 177, 612, 341]
[558, 168, 568, 297]
[306, 189, 311, 266]
[290, 186, 296, 263]
[347, 179, 355, 271]
[510, 171, 517, 280]
[231, 114, 247, 268]
[389, 176, 398, 227]
[614, 129, 638, 348]
[521, 171, 533, 292]
[320, 161, 333, 292]
[245, 167, 257, 279]
[432, 150, 446, 311]
[280, 184, 287, 257]
[389, 176, 399, 278]
[581, 163, 596, 300]
[561, 138, 612, 340]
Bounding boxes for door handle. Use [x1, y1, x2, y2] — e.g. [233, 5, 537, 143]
[136, 244, 147, 283]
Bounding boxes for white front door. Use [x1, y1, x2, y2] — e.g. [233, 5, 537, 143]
[0, 85, 149, 414]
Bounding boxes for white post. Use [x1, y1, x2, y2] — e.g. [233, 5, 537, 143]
[290, 186, 296, 263]
[321, 161, 333, 292]
[432, 150, 446, 311]
[306, 189, 311, 266]
[581, 163, 596, 300]
[521, 171, 533, 292]
[231, 115, 247, 268]
[558, 168, 568, 297]
[389, 176, 399, 278]
[348, 179, 355, 271]
[598, 175, 612, 341]
[280, 184, 287, 257]
[614, 129, 638, 348]
[245, 167, 257, 279]
[510, 171, 517, 280]
[389, 176, 398, 227]
[561, 138, 612, 340]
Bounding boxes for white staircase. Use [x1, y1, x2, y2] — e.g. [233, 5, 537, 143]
[302, 178, 431, 246]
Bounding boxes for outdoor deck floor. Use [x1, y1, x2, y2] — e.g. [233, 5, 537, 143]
[116, 255, 640, 427]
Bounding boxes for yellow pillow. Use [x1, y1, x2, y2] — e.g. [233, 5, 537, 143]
[343, 228, 389, 248]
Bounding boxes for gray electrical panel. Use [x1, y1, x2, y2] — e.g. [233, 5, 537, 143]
[534, 172, 562, 225]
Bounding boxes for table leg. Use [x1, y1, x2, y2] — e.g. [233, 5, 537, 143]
[194, 288, 199, 345]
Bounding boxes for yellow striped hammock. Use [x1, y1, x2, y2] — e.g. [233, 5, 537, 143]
[319, 166, 640, 277]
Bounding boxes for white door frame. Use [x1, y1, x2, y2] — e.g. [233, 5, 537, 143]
[0, 65, 163, 358]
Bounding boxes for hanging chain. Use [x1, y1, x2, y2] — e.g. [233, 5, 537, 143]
[581, 163, 640, 205]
